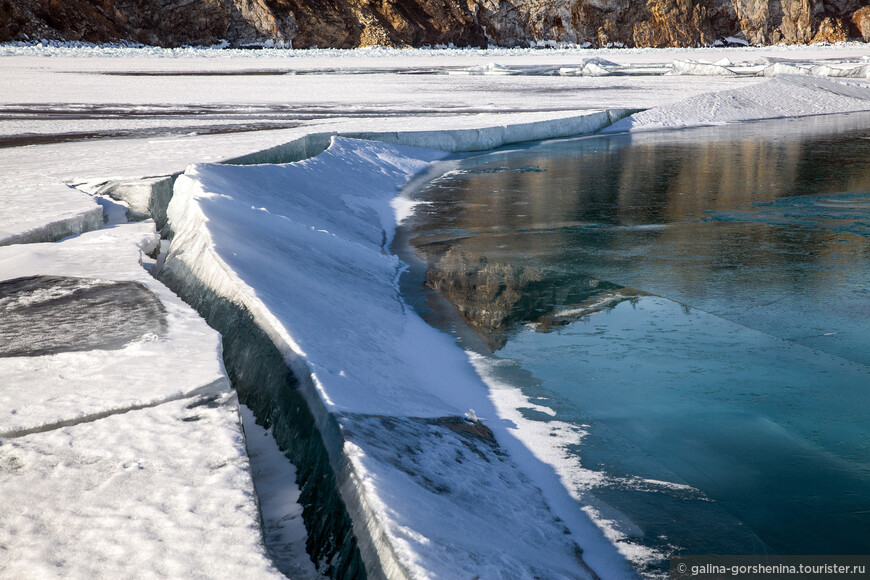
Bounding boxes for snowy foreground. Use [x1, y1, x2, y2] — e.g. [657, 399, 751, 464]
[1, 44, 869, 579]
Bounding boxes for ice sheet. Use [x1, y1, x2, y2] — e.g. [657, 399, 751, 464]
[0, 222, 282, 579]
[0, 394, 282, 580]
[4, 44, 870, 580]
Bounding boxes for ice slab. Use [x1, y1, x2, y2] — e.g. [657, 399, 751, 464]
[0, 222, 228, 436]
[604, 75, 870, 133]
[0, 221, 286, 578]
[0, 183, 103, 246]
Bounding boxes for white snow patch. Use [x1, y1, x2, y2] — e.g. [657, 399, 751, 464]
[604, 75, 870, 133]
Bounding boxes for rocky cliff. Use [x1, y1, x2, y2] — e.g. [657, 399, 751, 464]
[1, 0, 867, 49]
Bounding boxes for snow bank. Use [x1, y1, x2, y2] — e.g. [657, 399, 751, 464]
[160, 137, 632, 579]
[603, 75, 870, 133]
[0, 223, 282, 579]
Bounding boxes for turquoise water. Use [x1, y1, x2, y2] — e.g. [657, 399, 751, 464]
[398, 113, 870, 575]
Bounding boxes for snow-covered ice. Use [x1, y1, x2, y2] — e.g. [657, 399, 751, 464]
[605, 74, 870, 133]
[0, 223, 227, 435]
[2, 43, 870, 579]
[0, 182, 102, 246]
[0, 222, 284, 578]
[0, 394, 281, 579]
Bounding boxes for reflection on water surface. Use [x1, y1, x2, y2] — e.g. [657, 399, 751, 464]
[398, 113, 870, 576]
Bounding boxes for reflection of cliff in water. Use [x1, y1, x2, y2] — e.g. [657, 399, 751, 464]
[423, 246, 644, 350]
[408, 114, 870, 356]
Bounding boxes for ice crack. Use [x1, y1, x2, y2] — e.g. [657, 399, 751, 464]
[0, 379, 228, 440]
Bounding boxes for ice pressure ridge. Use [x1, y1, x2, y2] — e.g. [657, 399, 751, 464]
[158, 136, 635, 579]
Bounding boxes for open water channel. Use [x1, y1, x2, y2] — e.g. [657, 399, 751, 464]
[396, 112, 870, 575]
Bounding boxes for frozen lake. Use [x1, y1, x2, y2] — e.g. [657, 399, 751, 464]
[399, 112, 870, 574]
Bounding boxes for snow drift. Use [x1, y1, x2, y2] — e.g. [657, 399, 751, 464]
[604, 74, 870, 133]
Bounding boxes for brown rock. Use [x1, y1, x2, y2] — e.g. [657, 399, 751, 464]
[854, 6, 870, 41]
[811, 15, 848, 42]
[1, 0, 868, 48]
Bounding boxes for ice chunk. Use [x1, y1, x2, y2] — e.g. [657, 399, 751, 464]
[160, 136, 633, 579]
[669, 59, 736, 76]
[0, 183, 103, 246]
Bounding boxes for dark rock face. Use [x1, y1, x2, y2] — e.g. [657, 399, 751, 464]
[0, 0, 867, 49]
[0, 0, 298, 47]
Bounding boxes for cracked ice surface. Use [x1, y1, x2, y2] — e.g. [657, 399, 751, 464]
[3, 44, 870, 579]
[0, 223, 229, 436]
[0, 222, 283, 579]
[162, 136, 634, 579]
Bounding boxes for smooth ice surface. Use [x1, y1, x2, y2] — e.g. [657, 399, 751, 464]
[163, 136, 633, 579]
[0, 275, 167, 357]
[402, 112, 870, 574]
